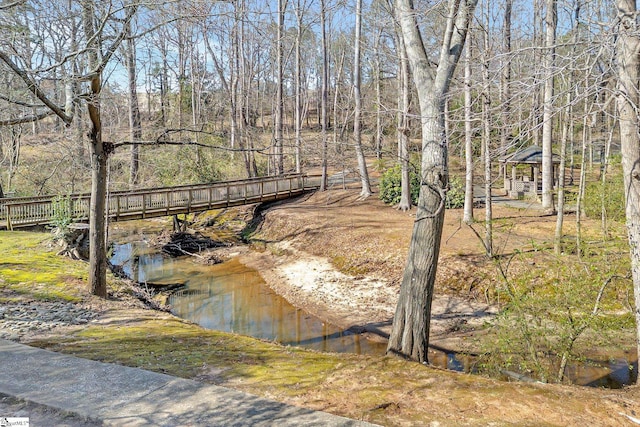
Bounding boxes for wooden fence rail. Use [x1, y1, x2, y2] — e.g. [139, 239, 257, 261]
[1, 174, 321, 230]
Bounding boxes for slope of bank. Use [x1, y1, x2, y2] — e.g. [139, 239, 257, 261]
[1, 194, 639, 425]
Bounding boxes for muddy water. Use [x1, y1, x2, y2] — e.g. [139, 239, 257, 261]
[110, 239, 637, 388]
[111, 241, 388, 355]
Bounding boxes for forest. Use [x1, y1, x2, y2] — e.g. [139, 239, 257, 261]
[1, 0, 640, 401]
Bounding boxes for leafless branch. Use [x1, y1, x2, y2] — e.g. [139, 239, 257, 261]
[0, 109, 56, 126]
[0, 52, 73, 124]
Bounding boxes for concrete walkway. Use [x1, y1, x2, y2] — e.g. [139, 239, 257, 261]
[0, 339, 377, 426]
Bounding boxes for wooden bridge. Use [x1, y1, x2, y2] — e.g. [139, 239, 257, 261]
[0, 174, 321, 230]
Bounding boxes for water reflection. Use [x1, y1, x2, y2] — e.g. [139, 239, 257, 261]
[110, 241, 638, 387]
[111, 242, 387, 355]
[567, 355, 638, 389]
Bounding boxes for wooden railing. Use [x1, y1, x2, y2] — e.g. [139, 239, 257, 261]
[0, 174, 321, 230]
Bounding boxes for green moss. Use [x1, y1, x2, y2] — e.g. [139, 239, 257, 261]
[35, 317, 345, 395]
[0, 231, 87, 302]
[332, 255, 369, 276]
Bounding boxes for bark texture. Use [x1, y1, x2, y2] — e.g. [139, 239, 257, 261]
[388, 0, 477, 363]
[541, 0, 557, 212]
[615, 0, 640, 383]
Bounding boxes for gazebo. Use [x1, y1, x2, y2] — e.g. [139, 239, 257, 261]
[500, 145, 561, 199]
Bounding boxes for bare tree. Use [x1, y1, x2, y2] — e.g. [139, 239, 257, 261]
[396, 25, 412, 211]
[387, 0, 478, 363]
[614, 0, 640, 384]
[500, 0, 512, 154]
[481, 2, 492, 257]
[463, 30, 474, 224]
[123, 17, 141, 187]
[353, 0, 373, 198]
[274, 0, 286, 175]
[294, 0, 311, 173]
[541, 0, 557, 212]
[319, 0, 329, 191]
[0, 0, 137, 297]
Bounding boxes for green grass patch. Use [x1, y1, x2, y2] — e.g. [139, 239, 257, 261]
[0, 231, 87, 301]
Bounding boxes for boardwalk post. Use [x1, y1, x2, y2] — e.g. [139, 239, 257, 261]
[165, 191, 170, 215]
[6, 205, 12, 231]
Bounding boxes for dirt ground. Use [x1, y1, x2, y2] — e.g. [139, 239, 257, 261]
[6, 187, 640, 426]
[238, 189, 567, 349]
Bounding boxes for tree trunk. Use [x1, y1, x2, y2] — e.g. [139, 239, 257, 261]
[576, 111, 589, 258]
[554, 1, 580, 254]
[388, 0, 477, 363]
[396, 30, 412, 211]
[554, 104, 569, 254]
[387, 99, 446, 363]
[541, 0, 557, 212]
[500, 0, 512, 155]
[7, 126, 21, 191]
[463, 33, 474, 224]
[124, 19, 141, 187]
[374, 28, 384, 160]
[294, 0, 304, 174]
[275, 0, 285, 175]
[320, 0, 329, 191]
[482, 7, 492, 257]
[615, 0, 640, 384]
[82, 0, 108, 298]
[353, 0, 372, 198]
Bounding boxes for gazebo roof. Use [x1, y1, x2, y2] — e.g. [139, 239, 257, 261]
[500, 145, 561, 164]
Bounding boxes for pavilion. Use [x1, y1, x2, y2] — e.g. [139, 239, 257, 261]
[499, 145, 561, 199]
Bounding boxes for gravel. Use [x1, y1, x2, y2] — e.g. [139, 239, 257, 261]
[0, 394, 101, 427]
[0, 301, 98, 340]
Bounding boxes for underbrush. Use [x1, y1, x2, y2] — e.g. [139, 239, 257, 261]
[476, 236, 635, 384]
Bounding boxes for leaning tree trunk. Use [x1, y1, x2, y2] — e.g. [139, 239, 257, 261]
[387, 99, 446, 362]
[388, 0, 477, 363]
[615, 0, 640, 383]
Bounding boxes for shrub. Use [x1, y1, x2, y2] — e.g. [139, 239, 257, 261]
[379, 164, 465, 209]
[445, 176, 465, 209]
[379, 164, 420, 206]
[583, 166, 625, 223]
[51, 194, 74, 232]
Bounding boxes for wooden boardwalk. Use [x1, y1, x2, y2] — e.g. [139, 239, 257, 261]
[0, 174, 321, 230]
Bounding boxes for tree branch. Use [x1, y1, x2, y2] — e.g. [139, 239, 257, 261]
[0, 52, 73, 124]
[0, 0, 25, 10]
[0, 109, 56, 126]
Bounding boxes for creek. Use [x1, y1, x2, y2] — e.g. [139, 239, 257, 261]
[110, 240, 388, 355]
[110, 237, 637, 389]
